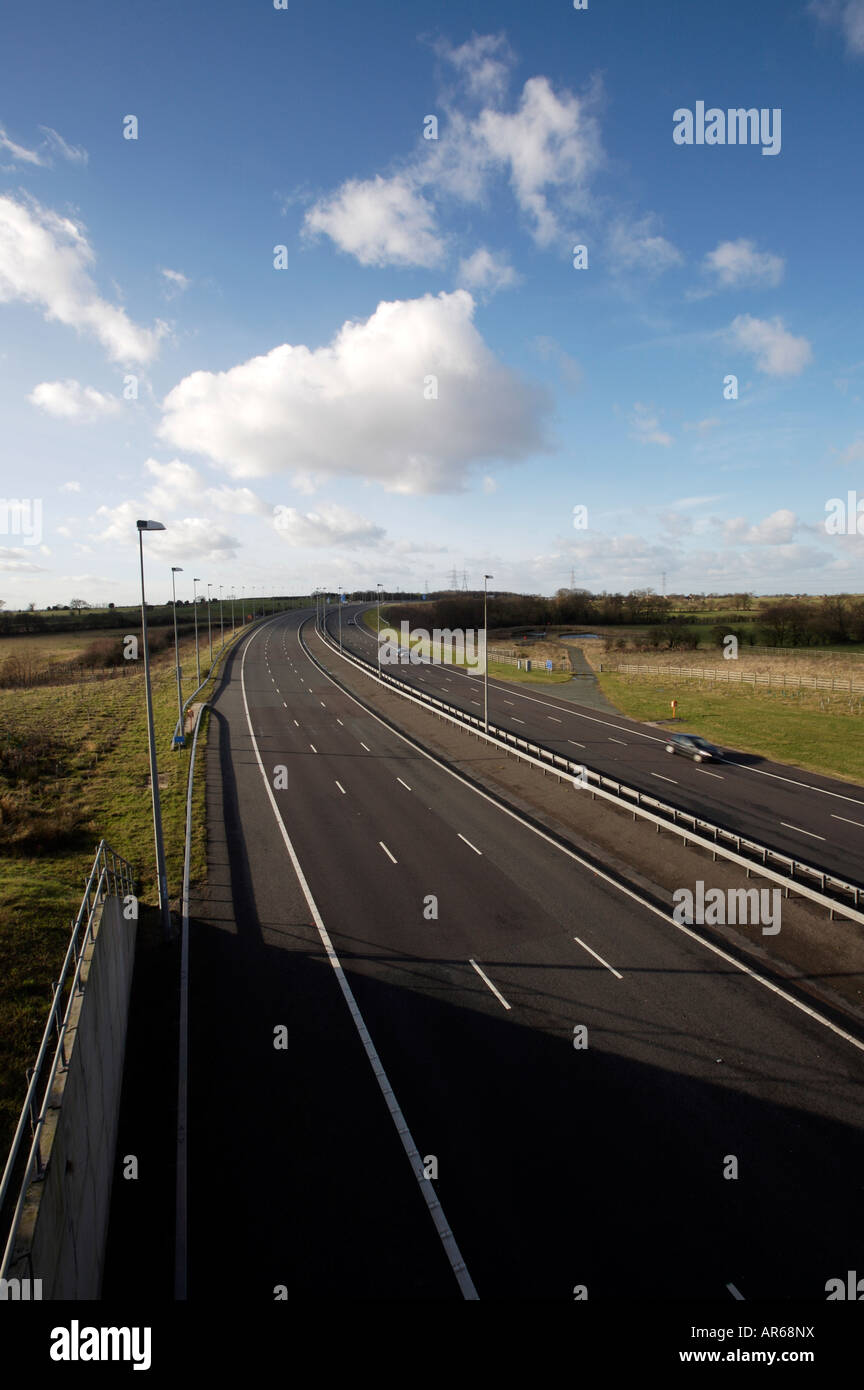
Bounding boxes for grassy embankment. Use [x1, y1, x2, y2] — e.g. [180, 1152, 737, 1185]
[596, 670, 864, 784]
[0, 625, 245, 1155]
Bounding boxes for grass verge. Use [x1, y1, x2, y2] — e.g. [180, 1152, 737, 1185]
[0, 626, 245, 1158]
[597, 671, 864, 784]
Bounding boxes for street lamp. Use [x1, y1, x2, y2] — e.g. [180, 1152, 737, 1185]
[484, 574, 494, 733]
[230, 591, 236, 635]
[337, 583, 343, 652]
[136, 520, 172, 940]
[192, 578, 201, 686]
[171, 566, 185, 749]
[218, 584, 224, 648]
[206, 583, 213, 667]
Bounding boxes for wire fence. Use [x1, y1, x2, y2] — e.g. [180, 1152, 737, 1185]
[601, 662, 864, 694]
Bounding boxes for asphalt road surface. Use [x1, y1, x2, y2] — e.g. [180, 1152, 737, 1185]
[328, 604, 864, 888]
[186, 609, 864, 1301]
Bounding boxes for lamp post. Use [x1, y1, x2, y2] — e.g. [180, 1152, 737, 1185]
[171, 566, 185, 748]
[230, 592, 236, 635]
[136, 520, 172, 940]
[218, 585, 224, 648]
[337, 584, 343, 652]
[241, 586, 245, 624]
[206, 583, 213, 667]
[484, 574, 494, 733]
[192, 578, 201, 686]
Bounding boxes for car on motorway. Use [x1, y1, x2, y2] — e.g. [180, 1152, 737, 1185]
[664, 733, 720, 763]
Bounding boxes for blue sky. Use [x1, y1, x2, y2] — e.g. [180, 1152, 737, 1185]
[1, 0, 863, 606]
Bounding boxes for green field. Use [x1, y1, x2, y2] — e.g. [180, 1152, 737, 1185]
[0, 627, 241, 1155]
[598, 672, 864, 784]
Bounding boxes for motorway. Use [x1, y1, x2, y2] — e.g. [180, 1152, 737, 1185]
[327, 604, 864, 888]
[185, 608, 864, 1301]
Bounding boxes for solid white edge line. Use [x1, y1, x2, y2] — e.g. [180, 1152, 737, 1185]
[458, 832, 482, 855]
[303, 619, 864, 1058]
[469, 959, 511, 1010]
[573, 936, 623, 980]
[241, 627, 477, 1300]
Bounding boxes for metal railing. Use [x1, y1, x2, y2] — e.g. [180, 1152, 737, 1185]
[0, 840, 135, 1276]
[312, 615, 864, 927]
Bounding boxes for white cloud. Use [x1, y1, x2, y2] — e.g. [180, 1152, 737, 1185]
[482, 475, 497, 494]
[304, 174, 445, 268]
[60, 480, 81, 493]
[273, 502, 385, 548]
[28, 378, 121, 421]
[38, 126, 88, 165]
[436, 32, 514, 104]
[728, 315, 813, 376]
[0, 547, 49, 572]
[723, 509, 799, 545]
[629, 402, 673, 447]
[160, 267, 190, 298]
[703, 238, 784, 288]
[0, 195, 166, 363]
[457, 246, 519, 294]
[305, 57, 603, 263]
[206, 485, 268, 514]
[0, 125, 46, 166]
[608, 215, 682, 274]
[159, 289, 549, 493]
[809, 0, 864, 55]
[142, 457, 268, 515]
[0, 123, 87, 167]
[92, 499, 240, 559]
[475, 76, 602, 246]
